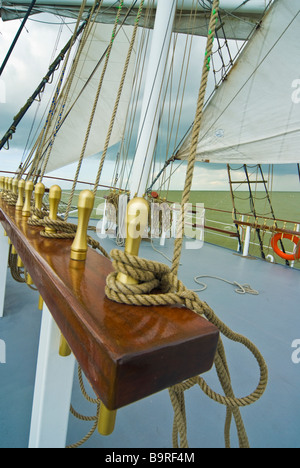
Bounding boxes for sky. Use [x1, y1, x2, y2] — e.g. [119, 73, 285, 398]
[0, 9, 299, 192]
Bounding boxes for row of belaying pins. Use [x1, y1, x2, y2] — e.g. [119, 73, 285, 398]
[0, 175, 117, 446]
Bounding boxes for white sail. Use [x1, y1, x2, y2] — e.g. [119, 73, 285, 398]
[176, 0, 300, 165]
[43, 22, 135, 173]
[0, 0, 268, 41]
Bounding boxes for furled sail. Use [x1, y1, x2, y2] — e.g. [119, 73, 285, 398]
[41, 22, 135, 173]
[0, 0, 268, 41]
[176, 0, 300, 165]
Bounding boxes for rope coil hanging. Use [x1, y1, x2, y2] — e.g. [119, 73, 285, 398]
[106, 249, 268, 448]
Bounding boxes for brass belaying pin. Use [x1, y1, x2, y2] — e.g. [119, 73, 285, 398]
[70, 190, 95, 261]
[97, 404, 117, 437]
[45, 185, 62, 233]
[15, 179, 25, 211]
[12, 178, 18, 196]
[38, 295, 43, 311]
[32, 182, 45, 220]
[4, 177, 9, 191]
[116, 197, 149, 285]
[26, 272, 34, 286]
[60, 190, 95, 357]
[22, 180, 34, 217]
[97, 197, 149, 437]
[0, 176, 4, 195]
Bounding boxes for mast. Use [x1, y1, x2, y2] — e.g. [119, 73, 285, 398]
[129, 0, 177, 198]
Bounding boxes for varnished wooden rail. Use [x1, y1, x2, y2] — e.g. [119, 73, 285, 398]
[0, 199, 219, 411]
[234, 219, 300, 237]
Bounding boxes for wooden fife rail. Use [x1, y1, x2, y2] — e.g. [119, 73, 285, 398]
[0, 198, 219, 411]
[233, 219, 300, 237]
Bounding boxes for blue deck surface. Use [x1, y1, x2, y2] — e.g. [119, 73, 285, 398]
[0, 238, 299, 448]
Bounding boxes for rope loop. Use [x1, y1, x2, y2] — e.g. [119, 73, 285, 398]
[106, 248, 268, 448]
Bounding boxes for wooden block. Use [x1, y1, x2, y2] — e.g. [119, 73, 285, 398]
[0, 200, 219, 410]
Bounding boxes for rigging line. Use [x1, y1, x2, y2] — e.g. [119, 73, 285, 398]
[165, 1, 198, 156]
[21, 21, 66, 163]
[124, 0, 169, 192]
[38, 0, 139, 151]
[27, 17, 78, 25]
[150, 0, 195, 192]
[122, 7, 154, 190]
[0, 4, 93, 152]
[176, 8, 300, 158]
[62, 1, 128, 219]
[133, 0, 178, 197]
[218, 0, 265, 27]
[36, 0, 91, 181]
[92, 0, 145, 196]
[147, 1, 199, 192]
[0, 0, 37, 77]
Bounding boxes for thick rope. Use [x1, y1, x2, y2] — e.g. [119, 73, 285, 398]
[28, 215, 110, 259]
[105, 249, 268, 448]
[171, 1, 219, 276]
[67, 365, 101, 449]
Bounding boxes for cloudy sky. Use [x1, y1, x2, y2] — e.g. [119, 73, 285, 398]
[0, 9, 299, 192]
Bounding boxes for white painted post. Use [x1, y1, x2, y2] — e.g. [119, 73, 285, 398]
[29, 304, 75, 448]
[129, 0, 177, 198]
[0, 224, 9, 318]
[291, 223, 300, 268]
[243, 226, 251, 257]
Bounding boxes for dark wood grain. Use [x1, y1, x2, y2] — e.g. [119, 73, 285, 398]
[0, 200, 219, 410]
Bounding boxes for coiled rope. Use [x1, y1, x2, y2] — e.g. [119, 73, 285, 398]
[105, 249, 268, 448]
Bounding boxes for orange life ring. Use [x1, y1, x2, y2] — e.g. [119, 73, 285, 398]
[271, 233, 300, 261]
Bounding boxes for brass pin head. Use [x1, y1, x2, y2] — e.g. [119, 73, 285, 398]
[33, 182, 45, 220]
[8, 178, 13, 192]
[15, 179, 25, 211]
[70, 190, 95, 261]
[117, 197, 149, 285]
[12, 178, 18, 195]
[4, 177, 9, 191]
[45, 185, 62, 233]
[0, 176, 4, 192]
[22, 180, 34, 217]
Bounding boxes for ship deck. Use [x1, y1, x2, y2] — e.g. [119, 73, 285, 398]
[0, 235, 299, 448]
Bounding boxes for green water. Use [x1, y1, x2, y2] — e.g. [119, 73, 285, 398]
[164, 191, 300, 267]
